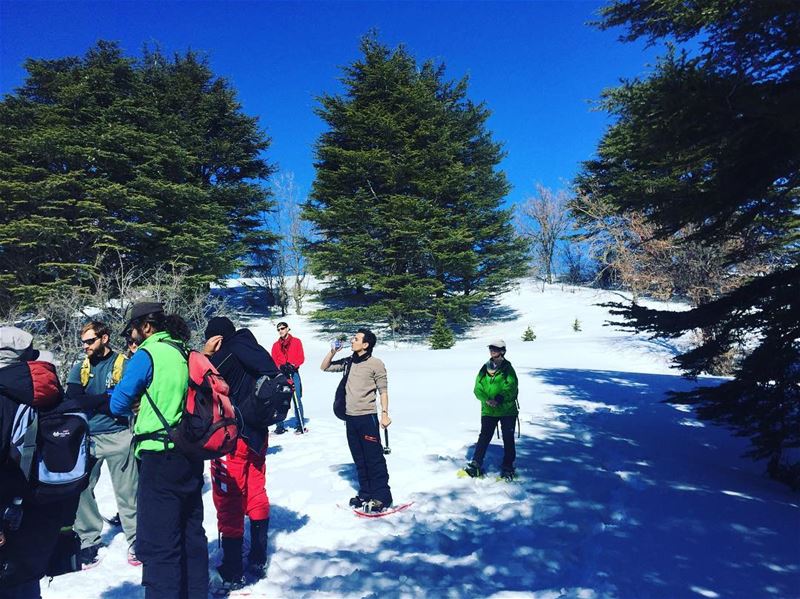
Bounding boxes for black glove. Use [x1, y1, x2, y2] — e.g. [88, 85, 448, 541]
[493, 394, 503, 403]
[280, 363, 296, 376]
[2, 499, 23, 532]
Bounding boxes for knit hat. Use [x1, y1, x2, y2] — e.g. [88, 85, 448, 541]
[0, 326, 39, 366]
[204, 316, 236, 341]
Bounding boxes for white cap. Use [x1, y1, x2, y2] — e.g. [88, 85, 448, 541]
[488, 339, 506, 350]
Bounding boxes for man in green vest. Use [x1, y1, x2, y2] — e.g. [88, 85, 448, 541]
[110, 302, 208, 599]
[66, 320, 138, 568]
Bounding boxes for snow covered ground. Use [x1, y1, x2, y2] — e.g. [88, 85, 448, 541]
[41, 281, 800, 599]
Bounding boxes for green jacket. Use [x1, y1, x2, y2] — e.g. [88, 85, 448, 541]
[473, 359, 519, 417]
[135, 332, 189, 456]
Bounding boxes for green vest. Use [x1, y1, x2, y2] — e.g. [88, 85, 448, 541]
[134, 331, 189, 456]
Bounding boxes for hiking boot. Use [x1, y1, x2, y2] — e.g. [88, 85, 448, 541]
[361, 499, 389, 513]
[274, 425, 287, 435]
[294, 426, 307, 434]
[127, 546, 142, 567]
[348, 495, 366, 508]
[80, 544, 101, 569]
[464, 461, 482, 478]
[499, 467, 516, 482]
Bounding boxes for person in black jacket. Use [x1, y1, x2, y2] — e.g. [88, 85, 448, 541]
[0, 327, 76, 599]
[202, 317, 280, 591]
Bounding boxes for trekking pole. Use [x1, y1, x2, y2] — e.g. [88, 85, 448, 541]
[383, 428, 391, 455]
[291, 387, 306, 434]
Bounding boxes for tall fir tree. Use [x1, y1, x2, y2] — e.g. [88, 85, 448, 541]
[578, 1, 800, 482]
[0, 41, 277, 311]
[304, 35, 528, 328]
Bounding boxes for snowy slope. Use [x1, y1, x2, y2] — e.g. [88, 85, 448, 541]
[41, 281, 800, 599]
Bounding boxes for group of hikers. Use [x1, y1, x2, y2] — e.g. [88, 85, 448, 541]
[0, 300, 519, 598]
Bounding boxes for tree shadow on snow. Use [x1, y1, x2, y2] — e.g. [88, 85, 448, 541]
[100, 581, 142, 598]
[281, 368, 800, 599]
[332, 462, 358, 490]
[210, 282, 275, 318]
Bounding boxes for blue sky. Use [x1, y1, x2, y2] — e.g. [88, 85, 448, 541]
[0, 0, 661, 207]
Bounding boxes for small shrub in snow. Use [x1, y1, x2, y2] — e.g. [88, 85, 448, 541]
[522, 325, 536, 342]
[572, 318, 582, 332]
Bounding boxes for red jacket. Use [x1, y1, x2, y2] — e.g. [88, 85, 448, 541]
[271, 335, 305, 370]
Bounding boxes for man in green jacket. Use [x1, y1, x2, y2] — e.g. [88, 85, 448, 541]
[110, 302, 208, 599]
[463, 339, 519, 480]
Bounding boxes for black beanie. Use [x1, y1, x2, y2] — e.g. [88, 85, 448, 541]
[204, 316, 235, 341]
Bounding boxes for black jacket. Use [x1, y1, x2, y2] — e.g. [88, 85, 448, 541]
[210, 329, 279, 451]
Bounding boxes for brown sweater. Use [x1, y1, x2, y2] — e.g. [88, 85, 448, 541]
[325, 354, 388, 416]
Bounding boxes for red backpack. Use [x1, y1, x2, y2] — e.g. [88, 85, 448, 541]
[140, 340, 239, 460]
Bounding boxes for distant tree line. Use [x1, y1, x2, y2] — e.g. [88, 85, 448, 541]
[0, 41, 277, 313]
[1, 38, 529, 341]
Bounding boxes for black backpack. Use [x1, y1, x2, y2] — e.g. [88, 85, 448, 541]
[12, 401, 90, 504]
[332, 358, 352, 421]
[238, 372, 293, 429]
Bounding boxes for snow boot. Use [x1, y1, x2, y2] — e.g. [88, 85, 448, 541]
[247, 518, 269, 579]
[499, 467, 516, 482]
[217, 536, 245, 588]
[464, 461, 482, 478]
[348, 495, 366, 508]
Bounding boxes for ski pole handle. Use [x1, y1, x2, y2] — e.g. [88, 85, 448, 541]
[383, 428, 391, 455]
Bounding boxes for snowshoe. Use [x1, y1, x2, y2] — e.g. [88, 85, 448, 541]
[210, 574, 246, 595]
[360, 499, 389, 514]
[462, 461, 483, 478]
[498, 468, 516, 482]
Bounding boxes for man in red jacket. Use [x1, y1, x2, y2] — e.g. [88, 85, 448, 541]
[271, 322, 305, 434]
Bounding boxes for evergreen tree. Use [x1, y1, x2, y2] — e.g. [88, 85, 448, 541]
[579, 1, 800, 480]
[429, 313, 455, 350]
[304, 35, 528, 327]
[0, 41, 276, 311]
[522, 325, 536, 342]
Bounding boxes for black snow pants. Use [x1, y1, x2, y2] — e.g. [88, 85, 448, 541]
[137, 450, 208, 599]
[345, 414, 392, 505]
[472, 414, 517, 470]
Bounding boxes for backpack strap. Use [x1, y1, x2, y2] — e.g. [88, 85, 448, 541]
[158, 338, 189, 361]
[18, 412, 39, 483]
[133, 341, 188, 451]
[111, 353, 127, 386]
[135, 388, 173, 451]
[79, 357, 91, 387]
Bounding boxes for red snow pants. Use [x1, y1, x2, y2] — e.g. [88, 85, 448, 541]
[211, 437, 270, 538]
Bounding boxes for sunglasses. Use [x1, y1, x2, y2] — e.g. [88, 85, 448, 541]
[488, 346, 503, 352]
[81, 336, 100, 346]
[277, 326, 288, 331]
